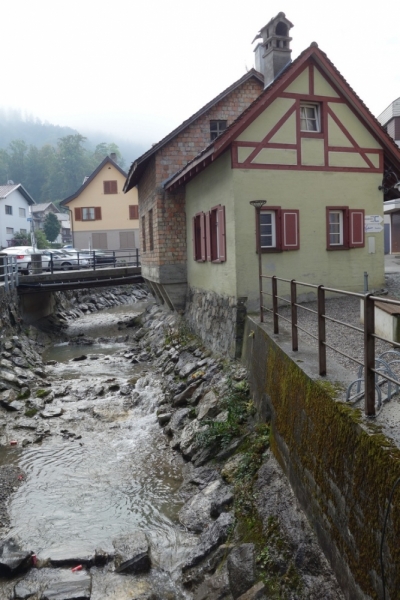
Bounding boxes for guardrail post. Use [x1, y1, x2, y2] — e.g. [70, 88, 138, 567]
[4, 257, 8, 291]
[291, 279, 298, 351]
[113, 251, 116, 268]
[272, 276, 279, 334]
[136, 249, 139, 267]
[50, 255, 54, 274]
[364, 293, 376, 416]
[14, 257, 18, 287]
[317, 285, 326, 376]
[92, 251, 96, 271]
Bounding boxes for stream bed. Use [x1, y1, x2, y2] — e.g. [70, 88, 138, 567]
[0, 304, 197, 599]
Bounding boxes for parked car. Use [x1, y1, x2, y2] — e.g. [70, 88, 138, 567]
[40, 250, 90, 270]
[0, 247, 50, 273]
[81, 249, 115, 266]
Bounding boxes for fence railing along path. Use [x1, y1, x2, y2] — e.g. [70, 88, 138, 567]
[0, 256, 19, 290]
[260, 275, 400, 417]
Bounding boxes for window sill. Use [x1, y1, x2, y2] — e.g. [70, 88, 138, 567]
[300, 131, 324, 138]
[326, 246, 350, 251]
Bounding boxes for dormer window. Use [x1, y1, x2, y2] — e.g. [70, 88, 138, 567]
[210, 120, 227, 141]
[300, 103, 321, 132]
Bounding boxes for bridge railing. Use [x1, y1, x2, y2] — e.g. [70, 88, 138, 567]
[0, 255, 19, 290]
[46, 249, 141, 274]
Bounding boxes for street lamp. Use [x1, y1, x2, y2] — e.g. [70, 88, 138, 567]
[250, 200, 267, 322]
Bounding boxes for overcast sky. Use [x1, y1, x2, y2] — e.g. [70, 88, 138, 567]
[3, 0, 400, 150]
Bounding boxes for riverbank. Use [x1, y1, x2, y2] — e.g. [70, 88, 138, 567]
[0, 289, 345, 599]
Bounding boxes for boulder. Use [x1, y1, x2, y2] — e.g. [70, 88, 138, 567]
[14, 582, 38, 599]
[113, 531, 151, 574]
[193, 565, 232, 600]
[179, 419, 207, 459]
[172, 382, 199, 407]
[196, 390, 219, 421]
[179, 480, 233, 532]
[221, 454, 245, 483]
[40, 407, 63, 419]
[41, 571, 92, 600]
[179, 362, 199, 379]
[157, 412, 172, 425]
[0, 388, 17, 409]
[183, 511, 234, 571]
[0, 539, 33, 577]
[227, 544, 256, 599]
[236, 582, 266, 600]
[164, 408, 190, 436]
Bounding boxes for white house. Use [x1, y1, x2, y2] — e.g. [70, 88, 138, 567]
[0, 184, 35, 249]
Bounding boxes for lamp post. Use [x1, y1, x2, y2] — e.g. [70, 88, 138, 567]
[250, 200, 267, 322]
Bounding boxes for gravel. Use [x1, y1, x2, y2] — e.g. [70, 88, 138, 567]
[276, 273, 400, 376]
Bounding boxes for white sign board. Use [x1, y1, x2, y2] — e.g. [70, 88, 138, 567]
[365, 223, 383, 233]
[365, 215, 383, 224]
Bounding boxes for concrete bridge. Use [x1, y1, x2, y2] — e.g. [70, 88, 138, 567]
[16, 265, 143, 322]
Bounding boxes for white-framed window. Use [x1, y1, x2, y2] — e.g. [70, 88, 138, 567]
[82, 207, 95, 220]
[326, 207, 365, 250]
[5, 205, 12, 215]
[6, 227, 14, 234]
[328, 210, 343, 246]
[260, 211, 276, 248]
[19, 207, 26, 217]
[300, 103, 321, 132]
[20, 229, 27, 234]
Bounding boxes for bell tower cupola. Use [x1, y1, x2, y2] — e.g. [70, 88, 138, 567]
[253, 12, 293, 88]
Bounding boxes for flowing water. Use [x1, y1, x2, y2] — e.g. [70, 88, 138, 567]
[1, 305, 197, 599]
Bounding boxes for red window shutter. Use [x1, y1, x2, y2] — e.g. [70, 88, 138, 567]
[205, 212, 211, 261]
[74, 207, 82, 221]
[129, 205, 138, 219]
[349, 209, 365, 247]
[111, 181, 118, 194]
[94, 207, 102, 220]
[217, 205, 226, 261]
[281, 210, 299, 250]
[200, 212, 206, 262]
[192, 216, 197, 260]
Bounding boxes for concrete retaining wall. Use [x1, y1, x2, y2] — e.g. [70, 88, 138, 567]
[242, 315, 400, 600]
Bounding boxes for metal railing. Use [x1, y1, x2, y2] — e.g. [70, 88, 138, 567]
[260, 274, 400, 417]
[44, 249, 141, 274]
[0, 256, 19, 290]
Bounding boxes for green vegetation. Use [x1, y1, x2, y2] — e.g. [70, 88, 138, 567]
[43, 213, 61, 243]
[34, 230, 50, 249]
[35, 388, 51, 398]
[197, 379, 255, 450]
[24, 407, 38, 417]
[17, 389, 30, 400]
[164, 319, 197, 348]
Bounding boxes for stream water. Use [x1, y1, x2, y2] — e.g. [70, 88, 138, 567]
[1, 304, 197, 599]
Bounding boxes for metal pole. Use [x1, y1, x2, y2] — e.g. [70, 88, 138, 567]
[256, 207, 264, 322]
[136, 248, 139, 267]
[4, 257, 8, 292]
[113, 251, 116, 268]
[317, 285, 327, 376]
[291, 279, 298, 351]
[364, 271, 369, 293]
[272, 276, 279, 334]
[364, 293, 376, 416]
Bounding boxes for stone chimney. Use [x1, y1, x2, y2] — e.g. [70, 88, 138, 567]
[253, 12, 293, 88]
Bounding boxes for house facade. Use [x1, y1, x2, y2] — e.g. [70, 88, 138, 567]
[0, 184, 34, 249]
[126, 13, 400, 357]
[124, 68, 264, 309]
[31, 202, 72, 245]
[61, 156, 139, 250]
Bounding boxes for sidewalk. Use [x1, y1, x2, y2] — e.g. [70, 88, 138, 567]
[385, 253, 400, 274]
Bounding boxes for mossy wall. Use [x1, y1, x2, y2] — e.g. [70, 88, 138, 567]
[243, 316, 400, 600]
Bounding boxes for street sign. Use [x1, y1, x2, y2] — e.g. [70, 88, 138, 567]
[27, 217, 32, 222]
[365, 223, 383, 233]
[365, 215, 383, 224]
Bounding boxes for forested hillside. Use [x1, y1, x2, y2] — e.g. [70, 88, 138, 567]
[0, 112, 146, 203]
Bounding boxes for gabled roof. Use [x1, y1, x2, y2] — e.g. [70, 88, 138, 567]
[31, 202, 57, 213]
[123, 69, 264, 192]
[0, 183, 35, 205]
[60, 156, 127, 206]
[165, 43, 400, 190]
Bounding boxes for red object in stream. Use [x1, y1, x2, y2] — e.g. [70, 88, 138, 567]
[31, 554, 37, 566]
[71, 565, 82, 572]
[10, 441, 18, 446]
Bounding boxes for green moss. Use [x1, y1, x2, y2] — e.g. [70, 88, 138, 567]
[17, 389, 30, 400]
[35, 389, 51, 398]
[24, 408, 38, 417]
[262, 335, 400, 599]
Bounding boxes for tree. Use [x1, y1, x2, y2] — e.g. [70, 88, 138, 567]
[13, 231, 31, 245]
[43, 213, 61, 243]
[34, 229, 49, 249]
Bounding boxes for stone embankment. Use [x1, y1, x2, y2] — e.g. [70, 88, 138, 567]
[0, 291, 345, 599]
[135, 305, 345, 600]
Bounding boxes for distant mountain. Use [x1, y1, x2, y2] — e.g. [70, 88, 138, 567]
[0, 109, 146, 167]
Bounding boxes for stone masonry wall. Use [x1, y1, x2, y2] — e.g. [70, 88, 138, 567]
[139, 77, 264, 278]
[242, 315, 400, 600]
[185, 287, 247, 358]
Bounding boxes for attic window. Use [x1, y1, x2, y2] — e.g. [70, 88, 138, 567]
[276, 22, 288, 36]
[210, 120, 227, 141]
[300, 103, 321, 132]
[103, 180, 118, 194]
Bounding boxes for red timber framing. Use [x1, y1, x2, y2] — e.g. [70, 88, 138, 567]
[231, 60, 383, 174]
